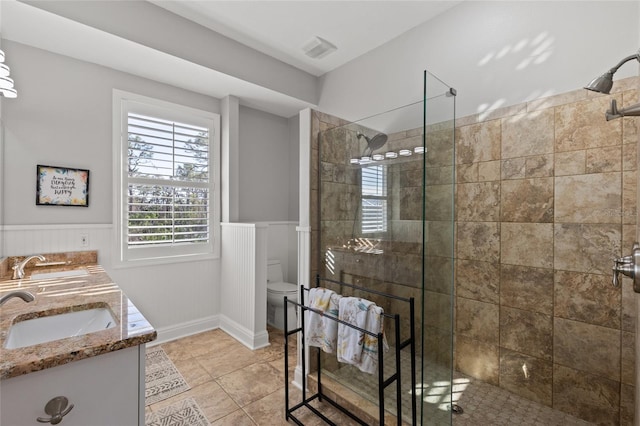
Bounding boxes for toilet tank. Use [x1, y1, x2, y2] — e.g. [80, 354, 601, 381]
[267, 259, 284, 283]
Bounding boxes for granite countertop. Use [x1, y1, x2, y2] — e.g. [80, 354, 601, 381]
[0, 253, 156, 380]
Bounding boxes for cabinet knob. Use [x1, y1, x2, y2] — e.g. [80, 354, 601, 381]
[36, 396, 74, 424]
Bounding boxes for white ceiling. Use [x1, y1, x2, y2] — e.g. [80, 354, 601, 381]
[1, 0, 461, 117]
[150, 1, 462, 76]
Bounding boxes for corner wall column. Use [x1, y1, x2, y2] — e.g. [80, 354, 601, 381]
[221, 95, 240, 223]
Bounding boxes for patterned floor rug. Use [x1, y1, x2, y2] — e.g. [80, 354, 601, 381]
[145, 397, 211, 426]
[145, 346, 191, 406]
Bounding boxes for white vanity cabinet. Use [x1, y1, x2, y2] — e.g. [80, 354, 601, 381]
[0, 345, 146, 426]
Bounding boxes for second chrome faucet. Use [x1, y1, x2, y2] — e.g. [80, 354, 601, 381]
[11, 254, 46, 280]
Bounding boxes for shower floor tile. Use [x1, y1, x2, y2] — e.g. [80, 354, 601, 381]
[323, 351, 596, 425]
[451, 373, 595, 426]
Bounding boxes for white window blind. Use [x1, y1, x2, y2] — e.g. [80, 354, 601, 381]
[114, 90, 220, 266]
[361, 165, 387, 233]
[127, 113, 210, 246]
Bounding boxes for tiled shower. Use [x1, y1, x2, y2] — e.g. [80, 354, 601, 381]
[309, 75, 639, 425]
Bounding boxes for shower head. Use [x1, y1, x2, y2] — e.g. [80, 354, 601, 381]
[584, 71, 614, 94]
[586, 49, 640, 120]
[357, 132, 388, 152]
[585, 50, 640, 94]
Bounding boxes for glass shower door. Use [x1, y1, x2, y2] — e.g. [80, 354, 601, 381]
[314, 69, 456, 425]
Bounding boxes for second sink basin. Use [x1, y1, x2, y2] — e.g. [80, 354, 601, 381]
[4, 307, 117, 349]
[30, 268, 89, 280]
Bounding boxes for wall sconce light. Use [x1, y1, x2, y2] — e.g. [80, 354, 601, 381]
[0, 49, 17, 99]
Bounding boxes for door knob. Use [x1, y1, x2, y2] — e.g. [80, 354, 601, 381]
[613, 242, 640, 292]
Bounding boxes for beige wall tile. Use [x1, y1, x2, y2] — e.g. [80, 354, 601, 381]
[621, 331, 635, 386]
[555, 95, 623, 152]
[525, 154, 554, 177]
[621, 280, 637, 333]
[553, 364, 620, 426]
[502, 109, 554, 159]
[527, 89, 587, 112]
[499, 348, 552, 406]
[501, 223, 553, 268]
[456, 297, 499, 344]
[554, 318, 620, 380]
[622, 170, 637, 225]
[554, 172, 621, 223]
[425, 290, 453, 331]
[456, 259, 500, 304]
[501, 157, 525, 180]
[456, 181, 501, 221]
[620, 383, 635, 426]
[478, 160, 501, 181]
[554, 223, 621, 274]
[501, 177, 553, 223]
[455, 335, 499, 385]
[622, 225, 638, 258]
[456, 120, 501, 164]
[424, 184, 454, 221]
[457, 163, 478, 183]
[426, 220, 454, 258]
[554, 271, 621, 329]
[500, 306, 553, 360]
[623, 143, 637, 171]
[425, 256, 453, 295]
[456, 221, 500, 262]
[555, 150, 585, 176]
[500, 264, 553, 315]
[586, 146, 622, 173]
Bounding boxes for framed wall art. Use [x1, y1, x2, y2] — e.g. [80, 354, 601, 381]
[36, 165, 90, 207]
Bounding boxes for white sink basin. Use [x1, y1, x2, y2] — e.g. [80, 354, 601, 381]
[4, 307, 117, 349]
[30, 268, 89, 280]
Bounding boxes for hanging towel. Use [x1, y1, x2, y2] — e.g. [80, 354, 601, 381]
[337, 297, 374, 365]
[306, 288, 340, 352]
[357, 304, 389, 374]
[322, 292, 341, 353]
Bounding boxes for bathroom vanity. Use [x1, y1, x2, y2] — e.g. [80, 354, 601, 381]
[0, 252, 156, 425]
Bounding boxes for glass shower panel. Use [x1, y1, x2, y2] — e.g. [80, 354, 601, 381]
[316, 69, 455, 425]
[421, 70, 456, 425]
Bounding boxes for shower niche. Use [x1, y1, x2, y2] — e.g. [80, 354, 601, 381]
[310, 70, 456, 425]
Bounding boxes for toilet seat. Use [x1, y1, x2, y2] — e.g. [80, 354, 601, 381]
[267, 281, 298, 295]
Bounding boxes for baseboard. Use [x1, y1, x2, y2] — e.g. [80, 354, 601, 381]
[219, 315, 270, 350]
[147, 315, 220, 346]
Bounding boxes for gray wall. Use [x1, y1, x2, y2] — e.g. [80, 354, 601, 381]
[3, 40, 219, 226]
[238, 105, 293, 222]
[1, 40, 300, 334]
[318, 1, 640, 122]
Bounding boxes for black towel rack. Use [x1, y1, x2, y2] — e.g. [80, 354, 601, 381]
[284, 274, 416, 425]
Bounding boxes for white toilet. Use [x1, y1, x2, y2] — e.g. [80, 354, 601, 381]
[266, 259, 298, 331]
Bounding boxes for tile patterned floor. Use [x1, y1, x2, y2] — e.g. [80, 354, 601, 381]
[145, 327, 362, 425]
[146, 328, 595, 425]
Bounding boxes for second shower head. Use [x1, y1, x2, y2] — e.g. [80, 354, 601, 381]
[357, 132, 388, 152]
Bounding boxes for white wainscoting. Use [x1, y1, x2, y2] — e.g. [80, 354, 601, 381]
[220, 222, 269, 350]
[2, 224, 113, 263]
[2, 224, 220, 344]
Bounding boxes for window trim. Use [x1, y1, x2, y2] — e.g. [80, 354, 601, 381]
[112, 89, 221, 267]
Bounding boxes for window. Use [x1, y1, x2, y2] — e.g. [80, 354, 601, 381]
[113, 90, 220, 265]
[361, 165, 387, 233]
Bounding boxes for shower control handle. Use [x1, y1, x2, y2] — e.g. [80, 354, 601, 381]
[613, 242, 640, 292]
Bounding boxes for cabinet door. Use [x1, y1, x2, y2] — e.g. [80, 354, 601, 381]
[1, 346, 141, 426]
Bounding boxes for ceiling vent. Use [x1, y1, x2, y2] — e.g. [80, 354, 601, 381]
[303, 36, 337, 59]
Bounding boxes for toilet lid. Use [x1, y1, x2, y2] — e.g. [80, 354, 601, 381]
[267, 282, 298, 294]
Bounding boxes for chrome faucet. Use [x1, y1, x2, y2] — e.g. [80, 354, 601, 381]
[12, 254, 46, 280]
[0, 291, 35, 306]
